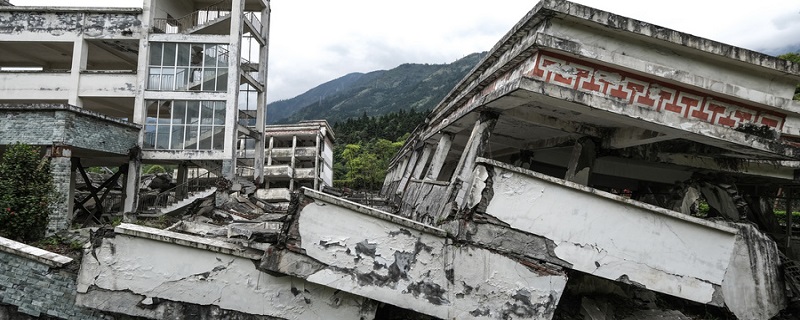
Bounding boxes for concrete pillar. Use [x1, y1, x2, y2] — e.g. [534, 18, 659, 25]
[314, 132, 321, 190]
[564, 137, 596, 186]
[176, 162, 188, 200]
[68, 37, 88, 107]
[222, 0, 245, 181]
[412, 144, 432, 179]
[450, 112, 498, 205]
[425, 133, 453, 181]
[123, 148, 142, 214]
[396, 147, 420, 195]
[253, 2, 271, 185]
[266, 136, 274, 165]
[47, 147, 74, 235]
[290, 135, 296, 190]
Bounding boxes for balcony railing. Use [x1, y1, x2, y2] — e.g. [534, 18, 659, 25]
[152, 0, 232, 34]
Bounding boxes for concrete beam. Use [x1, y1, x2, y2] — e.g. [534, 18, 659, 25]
[605, 127, 675, 149]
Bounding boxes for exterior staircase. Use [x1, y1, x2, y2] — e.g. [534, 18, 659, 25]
[152, 0, 233, 35]
[138, 170, 218, 216]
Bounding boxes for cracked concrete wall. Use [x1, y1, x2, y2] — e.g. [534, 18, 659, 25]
[0, 9, 142, 40]
[474, 160, 738, 305]
[0, 105, 139, 155]
[261, 190, 567, 320]
[76, 230, 374, 320]
[0, 239, 107, 320]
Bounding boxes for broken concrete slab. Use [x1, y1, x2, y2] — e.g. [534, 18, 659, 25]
[260, 188, 567, 319]
[76, 224, 376, 320]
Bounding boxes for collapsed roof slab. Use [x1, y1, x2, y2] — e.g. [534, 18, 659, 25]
[260, 188, 568, 320]
[467, 158, 784, 319]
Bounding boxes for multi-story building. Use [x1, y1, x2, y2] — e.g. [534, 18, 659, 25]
[0, 0, 331, 232]
[253, 120, 334, 203]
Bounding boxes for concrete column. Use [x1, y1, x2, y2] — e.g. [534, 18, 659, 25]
[68, 37, 88, 107]
[253, 4, 271, 186]
[266, 136, 274, 165]
[564, 137, 596, 186]
[46, 147, 74, 235]
[123, 148, 142, 214]
[222, 0, 245, 180]
[446, 111, 498, 212]
[425, 133, 453, 181]
[290, 135, 297, 190]
[412, 144, 432, 180]
[396, 148, 420, 195]
[314, 132, 321, 190]
[176, 162, 188, 200]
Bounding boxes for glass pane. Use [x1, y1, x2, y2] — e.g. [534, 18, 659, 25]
[212, 126, 225, 150]
[190, 45, 203, 66]
[163, 43, 177, 66]
[147, 67, 160, 90]
[149, 42, 162, 65]
[175, 67, 189, 90]
[202, 69, 217, 91]
[177, 43, 190, 66]
[213, 102, 226, 125]
[160, 67, 175, 91]
[189, 68, 202, 91]
[186, 101, 200, 125]
[185, 126, 199, 150]
[143, 124, 156, 149]
[199, 126, 212, 149]
[200, 101, 214, 124]
[171, 125, 185, 149]
[203, 45, 216, 67]
[156, 125, 170, 149]
[216, 69, 228, 92]
[172, 101, 187, 124]
[217, 45, 229, 67]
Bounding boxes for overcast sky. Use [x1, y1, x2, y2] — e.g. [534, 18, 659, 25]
[13, 0, 800, 102]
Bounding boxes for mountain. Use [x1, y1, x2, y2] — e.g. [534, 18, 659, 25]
[267, 52, 486, 124]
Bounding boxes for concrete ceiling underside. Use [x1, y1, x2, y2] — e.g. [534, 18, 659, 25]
[0, 40, 138, 71]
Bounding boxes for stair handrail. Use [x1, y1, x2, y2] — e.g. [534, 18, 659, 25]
[140, 170, 215, 211]
[244, 11, 263, 35]
[152, 0, 233, 33]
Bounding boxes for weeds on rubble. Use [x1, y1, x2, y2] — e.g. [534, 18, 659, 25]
[33, 235, 83, 256]
[134, 214, 180, 229]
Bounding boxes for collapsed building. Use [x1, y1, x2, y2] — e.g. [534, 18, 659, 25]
[2, 0, 800, 319]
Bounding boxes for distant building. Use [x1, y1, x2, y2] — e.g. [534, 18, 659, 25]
[253, 120, 335, 203]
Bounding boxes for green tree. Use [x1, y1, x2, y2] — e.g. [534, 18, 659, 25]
[0, 143, 57, 242]
[779, 52, 800, 100]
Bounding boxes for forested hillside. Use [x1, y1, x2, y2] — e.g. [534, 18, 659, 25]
[267, 52, 485, 124]
[331, 109, 427, 189]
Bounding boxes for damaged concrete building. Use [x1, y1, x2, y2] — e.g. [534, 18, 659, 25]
[0, 0, 333, 230]
[2, 0, 800, 319]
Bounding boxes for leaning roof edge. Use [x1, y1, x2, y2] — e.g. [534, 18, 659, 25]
[0, 6, 142, 13]
[545, 0, 800, 76]
[430, 0, 799, 118]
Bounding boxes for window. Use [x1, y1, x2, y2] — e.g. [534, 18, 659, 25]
[147, 43, 229, 92]
[143, 100, 226, 150]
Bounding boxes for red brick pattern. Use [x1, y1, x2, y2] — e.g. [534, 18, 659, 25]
[525, 52, 785, 130]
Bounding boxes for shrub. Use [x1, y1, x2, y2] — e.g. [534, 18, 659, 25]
[0, 143, 57, 242]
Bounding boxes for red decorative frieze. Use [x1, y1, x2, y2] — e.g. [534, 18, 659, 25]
[523, 52, 786, 130]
